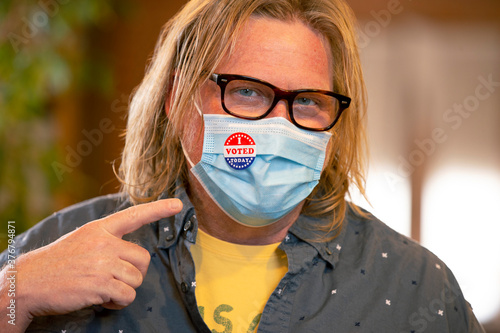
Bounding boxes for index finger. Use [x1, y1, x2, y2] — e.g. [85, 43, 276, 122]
[101, 199, 183, 238]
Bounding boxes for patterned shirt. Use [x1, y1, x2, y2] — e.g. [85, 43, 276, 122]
[0, 187, 484, 332]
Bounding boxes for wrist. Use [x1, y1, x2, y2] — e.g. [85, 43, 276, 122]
[1, 257, 33, 332]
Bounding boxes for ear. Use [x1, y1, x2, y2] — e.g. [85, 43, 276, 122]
[164, 71, 178, 119]
[164, 91, 172, 118]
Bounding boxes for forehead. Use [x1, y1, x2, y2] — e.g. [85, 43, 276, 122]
[216, 17, 334, 91]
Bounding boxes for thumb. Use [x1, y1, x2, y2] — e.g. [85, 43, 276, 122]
[101, 199, 183, 238]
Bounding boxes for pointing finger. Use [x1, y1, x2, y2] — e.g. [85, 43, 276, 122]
[102, 199, 183, 238]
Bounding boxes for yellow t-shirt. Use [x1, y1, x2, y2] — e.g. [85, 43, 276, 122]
[190, 229, 288, 333]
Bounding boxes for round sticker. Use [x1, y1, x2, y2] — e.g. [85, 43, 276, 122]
[223, 132, 256, 169]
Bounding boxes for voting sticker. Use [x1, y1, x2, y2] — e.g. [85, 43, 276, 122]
[223, 132, 256, 169]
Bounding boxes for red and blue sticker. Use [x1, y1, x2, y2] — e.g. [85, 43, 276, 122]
[223, 132, 256, 169]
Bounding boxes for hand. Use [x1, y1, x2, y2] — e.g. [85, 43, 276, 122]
[4, 199, 182, 329]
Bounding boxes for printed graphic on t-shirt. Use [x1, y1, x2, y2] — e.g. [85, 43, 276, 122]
[198, 304, 261, 333]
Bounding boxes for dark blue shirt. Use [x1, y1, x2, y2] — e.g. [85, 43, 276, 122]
[0, 188, 484, 332]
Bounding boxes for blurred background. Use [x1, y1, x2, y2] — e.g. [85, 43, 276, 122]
[0, 0, 499, 330]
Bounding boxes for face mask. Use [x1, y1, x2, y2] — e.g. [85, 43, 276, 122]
[184, 114, 331, 227]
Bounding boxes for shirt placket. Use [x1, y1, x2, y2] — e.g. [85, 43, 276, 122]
[172, 212, 212, 333]
[256, 233, 321, 333]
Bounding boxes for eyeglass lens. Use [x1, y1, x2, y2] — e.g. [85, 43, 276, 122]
[223, 79, 339, 130]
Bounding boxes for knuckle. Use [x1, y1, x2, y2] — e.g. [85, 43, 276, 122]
[121, 287, 136, 306]
[91, 293, 108, 306]
[91, 240, 109, 253]
[139, 247, 151, 263]
[93, 271, 113, 289]
[93, 256, 111, 269]
[130, 245, 151, 267]
[124, 265, 143, 288]
[138, 250, 151, 275]
[132, 271, 144, 289]
[77, 224, 114, 251]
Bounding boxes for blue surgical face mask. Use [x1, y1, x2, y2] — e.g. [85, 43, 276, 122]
[184, 114, 331, 227]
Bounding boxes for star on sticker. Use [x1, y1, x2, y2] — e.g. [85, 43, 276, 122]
[285, 235, 290, 242]
[119, 330, 123, 333]
[331, 289, 337, 294]
[164, 227, 169, 232]
[435, 263, 441, 269]
[191, 281, 197, 288]
[62, 331, 67, 333]
[385, 299, 391, 306]
[336, 244, 342, 251]
[382, 252, 388, 258]
[438, 309, 444, 316]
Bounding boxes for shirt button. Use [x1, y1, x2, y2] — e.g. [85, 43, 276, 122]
[181, 282, 189, 293]
[184, 215, 196, 232]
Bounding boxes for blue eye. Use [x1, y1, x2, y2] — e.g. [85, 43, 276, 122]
[296, 97, 316, 106]
[237, 88, 257, 97]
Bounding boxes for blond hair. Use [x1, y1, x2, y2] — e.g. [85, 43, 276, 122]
[119, 0, 367, 238]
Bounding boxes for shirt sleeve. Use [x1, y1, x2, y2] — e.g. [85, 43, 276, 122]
[441, 264, 485, 333]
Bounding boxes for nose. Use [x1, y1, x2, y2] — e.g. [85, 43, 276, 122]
[267, 100, 290, 120]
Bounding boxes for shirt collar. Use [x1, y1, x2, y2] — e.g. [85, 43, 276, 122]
[288, 213, 346, 268]
[157, 186, 196, 249]
[155, 185, 346, 269]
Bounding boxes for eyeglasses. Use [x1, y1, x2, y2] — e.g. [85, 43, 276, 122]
[209, 73, 351, 131]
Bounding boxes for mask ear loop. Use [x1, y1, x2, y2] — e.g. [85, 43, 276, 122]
[192, 91, 203, 117]
[193, 102, 203, 117]
[181, 141, 196, 169]
[181, 96, 203, 169]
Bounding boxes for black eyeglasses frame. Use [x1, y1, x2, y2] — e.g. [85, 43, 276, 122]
[209, 73, 351, 131]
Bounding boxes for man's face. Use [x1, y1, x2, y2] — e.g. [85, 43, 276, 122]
[182, 16, 334, 164]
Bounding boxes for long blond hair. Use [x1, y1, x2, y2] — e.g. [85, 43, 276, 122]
[119, 0, 367, 238]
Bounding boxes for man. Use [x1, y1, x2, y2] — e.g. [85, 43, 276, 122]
[0, 0, 484, 332]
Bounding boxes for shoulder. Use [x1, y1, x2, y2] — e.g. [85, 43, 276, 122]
[342, 205, 439, 265]
[336, 206, 483, 331]
[339, 205, 449, 283]
[50, 193, 129, 225]
[1, 194, 130, 259]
